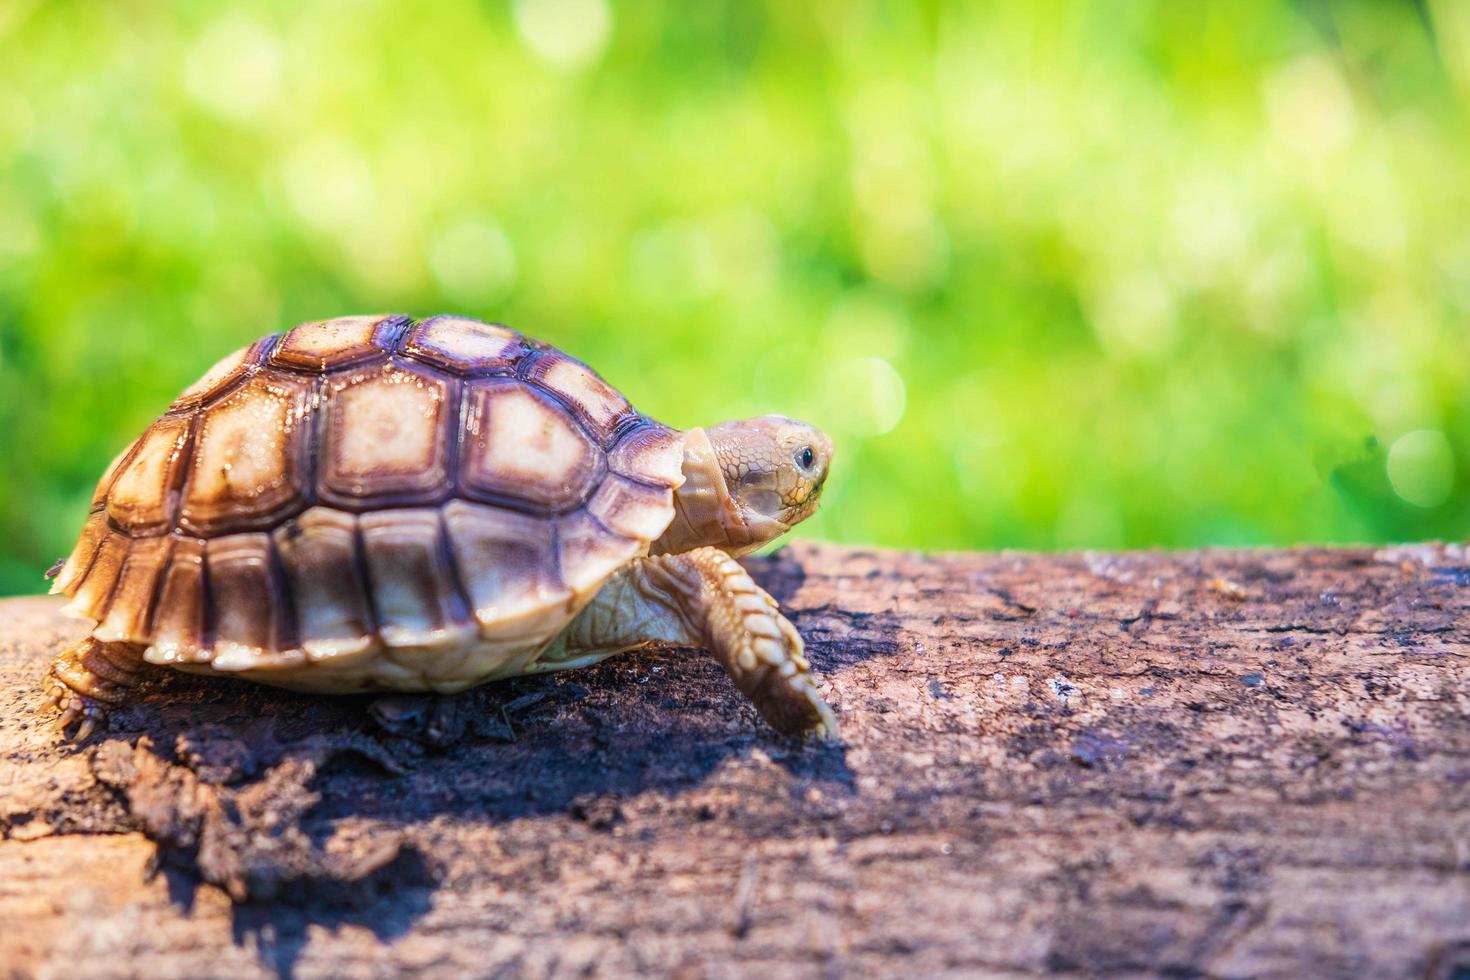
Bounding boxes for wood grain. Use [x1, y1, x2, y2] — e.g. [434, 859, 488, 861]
[3, 541, 1469, 978]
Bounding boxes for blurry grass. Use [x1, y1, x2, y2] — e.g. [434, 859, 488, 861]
[1, 0, 1468, 594]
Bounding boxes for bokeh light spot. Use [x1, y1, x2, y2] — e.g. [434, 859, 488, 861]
[1163, 176, 1251, 288]
[0, 208, 40, 262]
[628, 221, 712, 304]
[1085, 270, 1176, 357]
[513, 0, 611, 69]
[1386, 429, 1453, 508]
[182, 14, 283, 121]
[429, 218, 518, 305]
[824, 290, 911, 361]
[1264, 55, 1357, 156]
[822, 357, 906, 437]
[281, 136, 374, 233]
[858, 209, 948, 291]
[1327, 161, 1407, 258]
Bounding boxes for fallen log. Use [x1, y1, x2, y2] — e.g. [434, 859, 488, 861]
[2, 541, 1469, 978]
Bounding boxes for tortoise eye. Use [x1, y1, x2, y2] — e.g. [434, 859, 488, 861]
[796, 446, 815, 470]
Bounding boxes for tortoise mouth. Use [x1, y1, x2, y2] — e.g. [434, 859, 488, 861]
[721, 489, 790, 556]
[783, 491, 821, 527]
[744, 490, 783, 521]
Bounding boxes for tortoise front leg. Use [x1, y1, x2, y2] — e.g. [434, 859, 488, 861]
[40, 637, 149, 740]
[546, 547, 838, 738]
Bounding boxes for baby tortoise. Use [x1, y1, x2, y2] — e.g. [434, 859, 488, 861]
[41, 315, 836, 740]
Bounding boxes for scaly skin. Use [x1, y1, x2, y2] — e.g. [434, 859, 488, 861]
[542, 547, 837, 738]
[40, 637, 149, 741]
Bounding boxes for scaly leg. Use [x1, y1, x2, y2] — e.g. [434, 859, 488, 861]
[544, 546, 837, 738]
[40, 637, 149, 740]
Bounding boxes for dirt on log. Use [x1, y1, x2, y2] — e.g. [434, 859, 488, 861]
[3, 541, 1470, 978]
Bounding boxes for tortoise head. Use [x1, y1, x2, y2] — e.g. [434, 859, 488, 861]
[651, 416, 833, 557]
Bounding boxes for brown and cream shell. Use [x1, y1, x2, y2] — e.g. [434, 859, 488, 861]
[51, 315, 685, 693]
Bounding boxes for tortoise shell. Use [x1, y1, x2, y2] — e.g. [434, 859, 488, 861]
[51, 315, 686, 693]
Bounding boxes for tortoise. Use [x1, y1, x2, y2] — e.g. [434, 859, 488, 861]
[40, 315, 836, 741]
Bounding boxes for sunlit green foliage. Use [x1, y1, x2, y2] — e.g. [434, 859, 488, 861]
[2, 0, 1468, 594]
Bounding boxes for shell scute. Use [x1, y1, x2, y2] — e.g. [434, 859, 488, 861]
[179, 372, 313, 535]
[359, 509, 474, 652]
[170, 334, 277, 410]
[442, 500, 570, 641]
[557, 510, 641, 601]
[460, 381, 603, 514]
[318, 360, 455, 509]
[524, 351, 635, 445]
[66, 532, 129, 623]
[206, 533, 292, 669]
[52, 511, 110, 596]
[608, 422, 685, 489]
[147, 537, 207, 665]
[92, 438, 140, 510]
[269, 315, 403, 373]
[95, 536, 172, 642]
[588, 475, 675, 542]
[403, 316, 526, 375]
[273, 508, 375, 663]
[106, 416, 194, 534]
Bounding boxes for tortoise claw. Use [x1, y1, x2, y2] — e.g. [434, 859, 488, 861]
[73, 714, 101, 743]
[40, 671, 110, 742]
[795, 676, 840, 743]
[756, 668, 839, 741]
[38, 683, 61, 715]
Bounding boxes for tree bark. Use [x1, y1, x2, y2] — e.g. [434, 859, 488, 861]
[2, 542, 1469, 979]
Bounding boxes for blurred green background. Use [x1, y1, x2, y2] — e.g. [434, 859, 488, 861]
[2, 0, 1469, 595]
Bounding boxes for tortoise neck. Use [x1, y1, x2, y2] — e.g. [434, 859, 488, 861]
[649, 428, 755, 556]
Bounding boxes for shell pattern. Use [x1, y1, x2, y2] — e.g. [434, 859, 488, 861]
[52, 315, 686, 693]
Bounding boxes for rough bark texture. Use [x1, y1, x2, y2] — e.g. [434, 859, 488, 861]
[3, 541, 1470, 979]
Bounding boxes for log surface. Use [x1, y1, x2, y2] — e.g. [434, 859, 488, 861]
[3, 542, 1470, 979]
